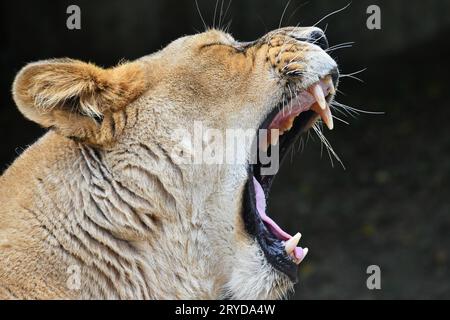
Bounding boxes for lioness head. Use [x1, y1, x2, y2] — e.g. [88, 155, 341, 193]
[12, 27, 338, 299]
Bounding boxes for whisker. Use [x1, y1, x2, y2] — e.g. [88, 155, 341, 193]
[290, 142, 296, 163]
[332, 114, 350, 125]
[331, 104, 358, 119]
[213, 0, 219, 29]
[332, 101, 385, 115]
[327, 41, 355, 51]
[326, 44, 354, 53]
[256, 14, 269, 33]
[195, 0, 208, 31]
[340, 74, 365, 83]
[310, 24, 329, 46]
[223, 18, 233, 33]
[222, 0, 233, 30]
[279, 0, 292, 29]
[336, 89, 347, 96]
[340, 68, 367, 82]
[286, 1, 310, 25]
[313, 2, 351, 27]
[343, 68, 367, 77]
[297, 136, 305, 153]
[313, 124, 333, 166]
[312, 123, 345, 169]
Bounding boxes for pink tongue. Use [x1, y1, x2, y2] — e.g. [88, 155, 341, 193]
[253, 177, 304, 260]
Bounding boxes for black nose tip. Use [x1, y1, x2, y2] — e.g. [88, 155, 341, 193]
[308, 30, 329, 50]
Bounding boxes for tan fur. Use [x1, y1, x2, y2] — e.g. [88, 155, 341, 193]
[0, 27, 337, 299]
[13, 59, 148, 146]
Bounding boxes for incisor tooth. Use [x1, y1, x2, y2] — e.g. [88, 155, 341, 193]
[311, 83, 327, 110]
[285, 233, 302, 254]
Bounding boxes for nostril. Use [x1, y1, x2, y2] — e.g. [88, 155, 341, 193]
[309, 30, 329, 50]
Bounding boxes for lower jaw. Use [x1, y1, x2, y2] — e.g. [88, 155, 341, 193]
[242, 170, 299, 282]
[242, 111, 317, 282]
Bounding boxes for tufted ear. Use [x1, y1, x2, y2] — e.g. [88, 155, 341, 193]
[12, 58, 148, 145]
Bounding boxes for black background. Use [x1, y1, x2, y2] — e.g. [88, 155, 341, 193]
[1, 0, 449, 299]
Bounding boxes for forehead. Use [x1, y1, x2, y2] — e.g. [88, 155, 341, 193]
[167, 29, 236, 49]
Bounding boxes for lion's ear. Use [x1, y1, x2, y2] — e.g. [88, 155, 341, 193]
[12, 58, 147, 145]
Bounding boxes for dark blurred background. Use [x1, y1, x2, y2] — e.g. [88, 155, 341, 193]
[1, 0, 449, 299]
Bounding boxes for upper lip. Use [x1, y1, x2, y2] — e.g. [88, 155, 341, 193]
[260, 74, 337, 152]
[243, 71, 339, 282]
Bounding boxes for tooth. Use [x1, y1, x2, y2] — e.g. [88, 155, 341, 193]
[311, 103, 334, 130]
[270, 129, 280, 146]
[322, 105, 334, 130]
[311, 83, 327, 110]
[325, 76, 336, 95]
[303, 248, 309, 259]
[285, 233, 302, 255]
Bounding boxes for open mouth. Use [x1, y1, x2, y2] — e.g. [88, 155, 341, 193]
[243, 71, 338, 282]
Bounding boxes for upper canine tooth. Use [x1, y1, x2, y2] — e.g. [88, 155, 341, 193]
[323, 105, 334, 130]
[311, 103, 334, 130]
[311, 83, 327, 110]
[285, 232, 302, 254]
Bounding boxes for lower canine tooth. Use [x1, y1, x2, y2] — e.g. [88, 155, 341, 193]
[285, 232, 302, 254]
[303, 248, 309, 259]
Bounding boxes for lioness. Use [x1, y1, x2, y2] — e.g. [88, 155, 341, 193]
[0, 27, 338, 299]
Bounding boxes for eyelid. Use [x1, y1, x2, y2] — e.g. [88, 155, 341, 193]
[199, 42, 224, 50]
[199, 42, 238, 51]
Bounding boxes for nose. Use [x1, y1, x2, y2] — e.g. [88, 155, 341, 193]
[308, 30, 329, 50]
[330, 67, 339, 87]
[289, 27, 329, 51]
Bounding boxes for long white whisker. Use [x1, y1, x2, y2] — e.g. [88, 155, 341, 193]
[343, 68, 367, 77]
[286, 1, 309, 25]
[218, 0, 225, 29]
[327, 41, 355, 51]
[332, 114, 350, 125]
[326, 44, 354, 53]
[312, 123, 345, 169]
[331, 104, 358, 119]
[340, 68, 367, 82]
[223, 19, 233, 33]
[195, 0, 208, 31]
[213, 0, 219, 29]
[222, 0, 233, 30]
[313, 2, 351, 27]
[332, 101, 385, 115]
[340, 74, 365, 83]
[279, 0, 292, 29]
